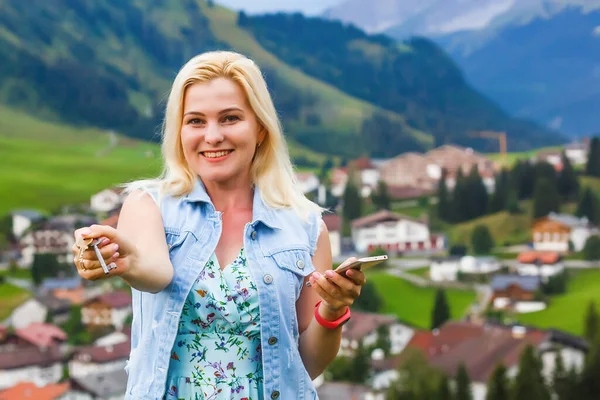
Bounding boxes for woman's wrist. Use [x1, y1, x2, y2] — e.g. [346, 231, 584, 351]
[318, 301, 348, 321]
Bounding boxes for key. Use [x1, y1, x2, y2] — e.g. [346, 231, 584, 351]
[90, 239, 117, 275]
[76, 236, 93, 261]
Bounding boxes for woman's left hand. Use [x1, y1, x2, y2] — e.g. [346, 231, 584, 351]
[308, 257, 366, 315]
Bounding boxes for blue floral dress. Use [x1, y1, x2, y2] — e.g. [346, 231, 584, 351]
[165, 248, 264, 400]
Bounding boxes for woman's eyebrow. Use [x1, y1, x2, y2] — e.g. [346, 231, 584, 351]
[183, 107, 243, 117]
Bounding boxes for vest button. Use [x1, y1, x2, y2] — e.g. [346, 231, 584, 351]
[271, 390, 280, 399]
[251, 231, 257, 240]
[268, 336, 277, 345]
[296, 259, 305, 269]
[263, 274, 274, 284]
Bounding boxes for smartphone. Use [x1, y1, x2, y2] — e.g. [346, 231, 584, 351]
[334, 255, 388, 274]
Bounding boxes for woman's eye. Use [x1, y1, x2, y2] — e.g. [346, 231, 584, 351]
[187, 118, 203, 125]
[223, 115, 240, 123]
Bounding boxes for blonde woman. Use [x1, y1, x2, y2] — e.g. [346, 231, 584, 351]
[72, 51, 365, 400]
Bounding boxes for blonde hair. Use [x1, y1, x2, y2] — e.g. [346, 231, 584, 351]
[128, 51, 323, 220]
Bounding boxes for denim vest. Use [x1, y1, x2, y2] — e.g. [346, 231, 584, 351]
[124, 180, 322, 399]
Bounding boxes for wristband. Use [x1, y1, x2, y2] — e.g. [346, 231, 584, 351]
[314, 300, 351, 329]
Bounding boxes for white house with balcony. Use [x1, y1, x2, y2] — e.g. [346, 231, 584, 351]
[351, 210, 445, 255]
[430, 256, 501, 282]
[532, 213, 598, 253]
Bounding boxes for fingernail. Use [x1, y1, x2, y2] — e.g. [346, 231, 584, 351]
[101, 238, 110, 246]
[325, 270, 334, 278]
[113, 244, 119, 251]
[112, 252, 120, 259]
[313, 272, 322, 280]
[80, 229, 91, 236]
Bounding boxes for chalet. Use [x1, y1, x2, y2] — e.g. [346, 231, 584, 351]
[90, 187, 125, 214]
[81, 292, 132, 330]
[340, 312, 414, 357]
[532, 212, 598, 253]
[516, 251, 564, 280]
[351, 210, 445, 255]
[10, 209, 44, 239]
[491, 275, 544, 313]
[0, 345, 64, 390]
[430, 256, 501, 282]
[69, 340, 130, 379]
[322, 213, 342, 258]
[68, 369, 128, 400]
[0, 381, 70, 400]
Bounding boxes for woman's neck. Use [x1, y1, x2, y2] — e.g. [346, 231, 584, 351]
[203, 179, 254, 213]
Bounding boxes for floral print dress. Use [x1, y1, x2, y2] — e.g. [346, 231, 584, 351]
[165, 248, 264, 400]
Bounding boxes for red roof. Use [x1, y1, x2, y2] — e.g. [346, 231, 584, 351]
[0, 382, 70, 400]
[15, 323, 67, 348]
[349, 157, 375, 170]
[89, 291, 132, 308]
[351, 210, 419, 228]
[322, 214, 341, 232]
[517, 251, 561, 265]
[74, 340, 131, 363]
[342, 312, 397, 341]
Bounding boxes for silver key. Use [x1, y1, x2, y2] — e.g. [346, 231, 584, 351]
[90, 239, 117, 275]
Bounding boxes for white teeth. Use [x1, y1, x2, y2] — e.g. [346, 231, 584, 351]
[203, 151, 231, 158]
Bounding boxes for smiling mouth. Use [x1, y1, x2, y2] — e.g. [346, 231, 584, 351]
[201, 150, 233, 158]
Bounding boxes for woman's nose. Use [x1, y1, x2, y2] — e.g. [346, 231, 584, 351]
[204, 123, 224, 145]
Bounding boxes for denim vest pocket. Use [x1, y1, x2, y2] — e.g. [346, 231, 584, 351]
[269, 248, 315, 300]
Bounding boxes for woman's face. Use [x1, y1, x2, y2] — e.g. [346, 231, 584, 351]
[180, 78, 264, 186]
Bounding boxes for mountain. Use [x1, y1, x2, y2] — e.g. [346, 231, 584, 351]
[0, 0, 561, 161]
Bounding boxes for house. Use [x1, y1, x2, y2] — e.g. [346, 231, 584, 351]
[81, 292, 132, 330]
[94, 329, 130, 347]
[0, 345, 64, 390]
[10, 209, 44, 239]
[69, 340, 130, 379]
[532, 212, 599, 253]
[35, 294, 72, 325]
[7, 299, 48, 330]
[322, 213, 342, 258]
[90, 187, 125, 214]
[68, 369, 128, 400]
[19, 228, 74, 267]
[516, 251, 564, 279]
[295, 171, 320, 195]
[351, 210, 445, 255]
[0, 381, 70, 400]
[379, 153, 432, 190]
[12, 323, 67, 349]
[40, 277, 85, 305]
[317, 382, 382, 400]
[340, 312, 414, 357]
[349, 157, 380, 197]
[330, 167, 349, 198]
[430, 256, 501, 282]
[564, 140, 589, 165]
[491, 275, 544, 313]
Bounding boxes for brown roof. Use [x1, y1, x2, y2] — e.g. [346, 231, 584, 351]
[349, 157, 376, 170]
[517, 251, 561, 265]
[351, 210, 419, 228]
[386, 185, 434, 200]
[322, 214, 341, 232]
[343, 312, 397, 341]
[0, 345, 64, 370]
[0, 382, 70, 400]
[15, 323, 67, 348]
[87, 291, 132, 308]
[74, 340, 131, 364]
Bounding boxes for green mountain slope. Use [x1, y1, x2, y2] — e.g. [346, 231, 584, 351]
[240, 12, 565, 151]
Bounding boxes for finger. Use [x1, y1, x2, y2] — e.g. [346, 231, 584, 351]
[81, 224, 119, 241]
[344, 269, 366, 285]
[324, 270, 356, 292]
[314, 273, 347, 304]
[312, 280, 341, 307]
[82, 243, 119, 261]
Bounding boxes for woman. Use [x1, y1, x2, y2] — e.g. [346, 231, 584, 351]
[72, 51, 365, 400]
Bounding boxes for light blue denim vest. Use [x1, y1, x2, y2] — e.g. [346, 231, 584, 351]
[124, 180, 322, 399]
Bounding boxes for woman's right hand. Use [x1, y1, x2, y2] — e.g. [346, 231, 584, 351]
[72, 224, 137, 281]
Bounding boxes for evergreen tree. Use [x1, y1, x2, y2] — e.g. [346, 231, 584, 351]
[352, 281, 383, 312]
[375, 324, 391, 356]
[510, 160, 536, 200]
[576, 188, 600, 225]
[471, 225, 495, 255]
[579, 334, 600, 400]
[486, 364, 509, 400]
[437, 168, 452, 222]
[585, 137, 600, 177]
[452, 169, 468, 223]
[532, 178, 561, 219]
[534, 161, 558, 185]
[349, 341, 370, 384]
[552, 351, 572, 400]
[371, 180, 391, 211]
[431, 288, 451, 330]
[512, 345, 550, 400]
[557, 151, 579, 201]
[583, 236, 600, 261]
[386, 349, 442, 400]
[237, 10, 248, 26]
[342, 176, 362, 236]
[584, 301, 600, 343]
[437, 374, 454, 400]
[455, 364, 473, 400]
[464, 165, 489, 220]
[489, 169, 509, 213]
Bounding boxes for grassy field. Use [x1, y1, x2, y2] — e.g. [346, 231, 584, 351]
[0, 107, 329, 216]
[367, 271, 476, 329]
[517, 269, 600, 335]
[486, 146, 562, 168]
[404, 267, 430, 278]
[0, 283, 31, 321]
[581, 176, 600, 197]
[448, 210, 532, 248]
